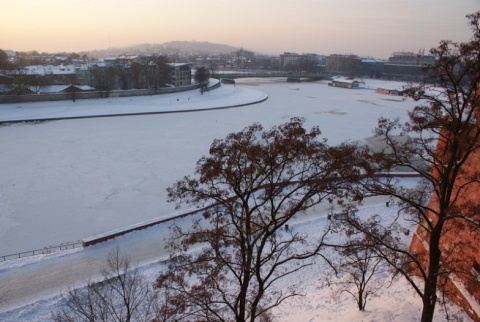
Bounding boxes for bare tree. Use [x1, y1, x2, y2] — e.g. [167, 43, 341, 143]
[157, 118, 364, 322]
[0, 49, 13, 70]
[194, 66, 210, 94]
[114, 62, 130, 90]
[125, 55, 169, 91]
[146, 55, 169, 90]
[25, 74, 52, 94]
[327, 234, 388, 311]
[90, 65, 116, 97]
[52, 248, 159, 322]
[129, 61, 144, 89]
[344, 11, 480, 322]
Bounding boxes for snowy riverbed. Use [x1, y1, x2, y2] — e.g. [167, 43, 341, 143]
[0, 78, 415, 256]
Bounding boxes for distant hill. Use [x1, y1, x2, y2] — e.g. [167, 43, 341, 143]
[161, 41, 241, 54]
[84, 41, 243, 59]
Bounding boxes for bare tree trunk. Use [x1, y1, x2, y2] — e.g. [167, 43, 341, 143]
[420, 222, 443, 322]
[358, 290, 364, 311]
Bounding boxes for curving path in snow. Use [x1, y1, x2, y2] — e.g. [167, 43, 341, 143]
[0, 81, 268, 123]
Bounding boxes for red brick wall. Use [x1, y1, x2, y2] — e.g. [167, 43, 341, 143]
[409, 111, 480, 321]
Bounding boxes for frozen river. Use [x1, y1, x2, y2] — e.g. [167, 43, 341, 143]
[0, 78, 415, 256]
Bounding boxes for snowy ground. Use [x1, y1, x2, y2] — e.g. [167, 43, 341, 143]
[0, 195, 470, 321]
[0, 78, 472, 321]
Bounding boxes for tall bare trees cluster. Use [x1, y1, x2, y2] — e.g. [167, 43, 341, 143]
[90, 55, 170, 96]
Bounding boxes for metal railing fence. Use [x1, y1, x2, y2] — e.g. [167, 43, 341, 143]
[0, 241, 83, 262]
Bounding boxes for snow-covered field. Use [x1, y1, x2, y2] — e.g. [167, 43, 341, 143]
[0, 78, 471, 321]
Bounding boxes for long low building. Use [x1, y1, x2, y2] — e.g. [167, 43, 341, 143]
[328, 77, 363, 89]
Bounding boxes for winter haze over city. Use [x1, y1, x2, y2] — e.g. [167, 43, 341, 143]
[1, 1, 480, 322]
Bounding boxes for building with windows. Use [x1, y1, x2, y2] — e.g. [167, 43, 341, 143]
[277, 52, 325, 72]
[279, 52, 304, 71]
[168, 63, 191, 86]
[325, 54, 359, 76]
[383, 51, 436, 81]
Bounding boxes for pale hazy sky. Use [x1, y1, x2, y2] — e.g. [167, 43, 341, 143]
[2, 0, 478, 59]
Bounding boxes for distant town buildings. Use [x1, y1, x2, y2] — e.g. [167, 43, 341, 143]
[383, 50, 436, 81]
[322, 50, 435, 81]
[277, 52, 324, 72]
[0, 46, 439, 97]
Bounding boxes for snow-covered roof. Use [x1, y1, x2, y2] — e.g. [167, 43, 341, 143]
[330, 76, 363, 84]
[104, 55, 138, 61]
[22, 65, 76, 75]
[0, 84, 10, 93]
[89, 61, 108, 67]
[3, 49, 16, 57]
[361, 58, 386, 63]
[74, 85, 95, 91]
[26, 84, 95, 93]
[75, 64, 89, 71]
[168, 63, 190, 67]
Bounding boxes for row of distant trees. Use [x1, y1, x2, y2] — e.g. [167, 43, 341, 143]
[89, 55, 171, 95]
[40, 11, 480, 322]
